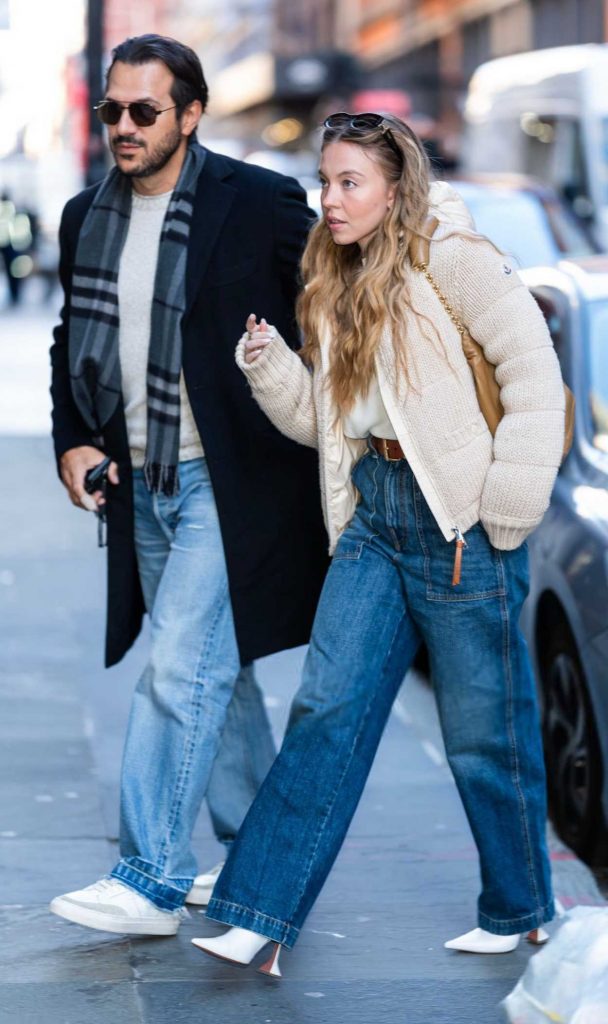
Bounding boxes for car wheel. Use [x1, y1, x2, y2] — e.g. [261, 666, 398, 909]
[540, 622, 606, 862]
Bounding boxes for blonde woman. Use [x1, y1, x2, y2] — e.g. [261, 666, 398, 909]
[191, 113, 565, 977]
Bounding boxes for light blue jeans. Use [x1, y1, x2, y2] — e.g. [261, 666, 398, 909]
[110, 458, 276, 910]
[208, 448, 555, 945]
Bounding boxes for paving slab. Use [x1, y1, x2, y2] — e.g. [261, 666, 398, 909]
[0, 982, 142, 1024]
[135, 978, 510, 1024]
[1, 837, 114, 904]
[0, 907, 133, 983]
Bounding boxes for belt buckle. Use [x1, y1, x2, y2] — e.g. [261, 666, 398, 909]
[382, 437, 400, 462]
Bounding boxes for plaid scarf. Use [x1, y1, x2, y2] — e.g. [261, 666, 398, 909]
[69, 142, 207, 495]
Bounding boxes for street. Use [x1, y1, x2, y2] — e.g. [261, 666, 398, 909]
[0, 302, 604, 1024]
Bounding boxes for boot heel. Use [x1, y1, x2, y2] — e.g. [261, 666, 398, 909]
[258, 942, 282, 978]
[526, 927, 549, 945]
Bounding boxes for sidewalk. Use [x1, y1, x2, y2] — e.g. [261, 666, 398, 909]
[0, 432, 604, 1024]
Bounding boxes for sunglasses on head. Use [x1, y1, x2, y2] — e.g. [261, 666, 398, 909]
[323, 112, 403, 164]
[94, 100, 177, 127]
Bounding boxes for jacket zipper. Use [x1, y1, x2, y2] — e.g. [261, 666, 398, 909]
[452, 527, 467, 586]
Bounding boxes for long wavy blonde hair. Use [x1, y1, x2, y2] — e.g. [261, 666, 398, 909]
[297, 114, 433, 411]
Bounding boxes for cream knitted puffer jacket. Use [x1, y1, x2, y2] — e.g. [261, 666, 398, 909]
[236, 181, 566, 554]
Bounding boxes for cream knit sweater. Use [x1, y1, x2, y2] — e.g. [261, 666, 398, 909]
[236, 182, 566, 554]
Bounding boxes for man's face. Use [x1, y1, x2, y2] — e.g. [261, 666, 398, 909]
[104, 60, 185, 179]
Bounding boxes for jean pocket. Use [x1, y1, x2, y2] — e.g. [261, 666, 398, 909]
[332, 535, 365, 561]
[425, 523, 506, 602]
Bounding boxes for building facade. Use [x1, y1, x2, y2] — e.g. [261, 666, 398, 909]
[352, 0, 608, 122]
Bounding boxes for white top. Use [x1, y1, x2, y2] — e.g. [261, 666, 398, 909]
[342, 375, 397, 440]
[118, 189, 204, 468]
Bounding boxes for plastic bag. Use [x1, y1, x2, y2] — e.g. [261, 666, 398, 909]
[503, 906, 608, 1023]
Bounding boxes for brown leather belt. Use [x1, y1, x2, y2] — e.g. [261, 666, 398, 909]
[370, 435, 406, 461]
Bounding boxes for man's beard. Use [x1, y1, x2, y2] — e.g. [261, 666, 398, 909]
[112, 123, 183, 178]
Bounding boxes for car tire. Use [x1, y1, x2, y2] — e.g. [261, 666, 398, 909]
[539, 619, 608, 864]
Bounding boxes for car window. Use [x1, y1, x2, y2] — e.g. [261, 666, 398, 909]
[452, 186, 559, 267]
[586, 301, 608, 453]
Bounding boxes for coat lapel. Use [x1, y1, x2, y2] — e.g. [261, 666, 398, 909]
[184, 148, 236, 318]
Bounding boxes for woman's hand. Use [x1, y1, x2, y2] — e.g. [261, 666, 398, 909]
[244, 313, 276, 364]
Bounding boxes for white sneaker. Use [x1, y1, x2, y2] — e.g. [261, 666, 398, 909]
[49, 878, 183, 935]
[185, 861, 225, 906]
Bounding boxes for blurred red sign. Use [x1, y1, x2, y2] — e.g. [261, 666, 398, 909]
[351, 90, 412, 119]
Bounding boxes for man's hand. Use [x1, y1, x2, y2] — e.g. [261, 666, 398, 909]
[60, 446, 119, 511]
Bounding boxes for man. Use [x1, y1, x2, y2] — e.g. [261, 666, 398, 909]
[49, 34, 327, 936]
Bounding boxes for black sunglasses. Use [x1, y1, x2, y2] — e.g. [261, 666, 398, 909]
[323, 112, 402, 164]
[94, 100, 177, 127]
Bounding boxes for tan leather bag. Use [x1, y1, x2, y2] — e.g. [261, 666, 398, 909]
[408, 217, 575, 463]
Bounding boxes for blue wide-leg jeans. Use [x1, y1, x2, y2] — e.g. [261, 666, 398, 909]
[207, 449, 554, 945]
[111, 458, 276, 910]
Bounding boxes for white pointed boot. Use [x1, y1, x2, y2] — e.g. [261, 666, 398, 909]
[192, 926, 282, 977]
[444, 925, 549, 953]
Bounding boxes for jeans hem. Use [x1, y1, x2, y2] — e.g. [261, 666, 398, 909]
[111, 859, 190, 911]
[206, 897, 299, 949]
[478, 898, 555, 935]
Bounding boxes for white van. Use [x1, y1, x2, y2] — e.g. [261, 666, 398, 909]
[462, 44, 608, 250]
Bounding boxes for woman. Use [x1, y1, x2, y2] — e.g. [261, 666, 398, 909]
[191, 113, 565, 977]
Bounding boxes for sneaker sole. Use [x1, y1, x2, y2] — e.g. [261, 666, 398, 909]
[49, 897, 180, 936]
[185, 888, 212, 906]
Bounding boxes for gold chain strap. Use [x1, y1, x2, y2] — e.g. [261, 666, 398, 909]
[416, 263, 466, 338]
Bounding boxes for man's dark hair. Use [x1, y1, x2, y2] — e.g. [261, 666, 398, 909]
[106, 34, 209, 117]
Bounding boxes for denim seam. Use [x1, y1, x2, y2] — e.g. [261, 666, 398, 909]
[207, 897, 300, 935]
[426, 588, 505, 603]
[479, 898, 554, 928]
[333, 541, 365, 561]
[289, 607, 409, 926]
[383, 463, 401, 551]
[113, 857, 192, 890]
[151, 492, 177, 542]
[110, 864, 188, 910]
[368, 453, 381, 535]
[156, 583, 230, 870]
[411, 474, 431, 584]
[497, 550, 542, 915]
[229, 674, 263, 795]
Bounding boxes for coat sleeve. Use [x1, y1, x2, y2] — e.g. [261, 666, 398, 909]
[235, 333, 318, 449]
[49, 201, 95, 470]
[453, 234, 565, 550]
[272, 175, 316, 330]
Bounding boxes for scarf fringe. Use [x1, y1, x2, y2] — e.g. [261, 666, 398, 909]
[144, 461, 180, 497]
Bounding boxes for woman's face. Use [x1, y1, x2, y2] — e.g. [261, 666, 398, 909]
[319, 140, 396, 251]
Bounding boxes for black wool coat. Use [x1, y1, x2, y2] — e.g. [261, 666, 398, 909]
[50, 147, 329, 668]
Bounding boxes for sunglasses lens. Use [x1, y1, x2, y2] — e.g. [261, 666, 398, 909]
[351, 114, 383, 130]
[130, 103, 157, 127]
[95, 101, 158, 126]
[324, 113, 350, 129]
[96, 101, 121, 125]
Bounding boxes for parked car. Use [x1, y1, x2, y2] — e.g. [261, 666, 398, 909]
[521, 257, 608, 864]
[448, 175, 598, 267]
[307, 174, 597, 268]
[461, 44, 608, 250]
